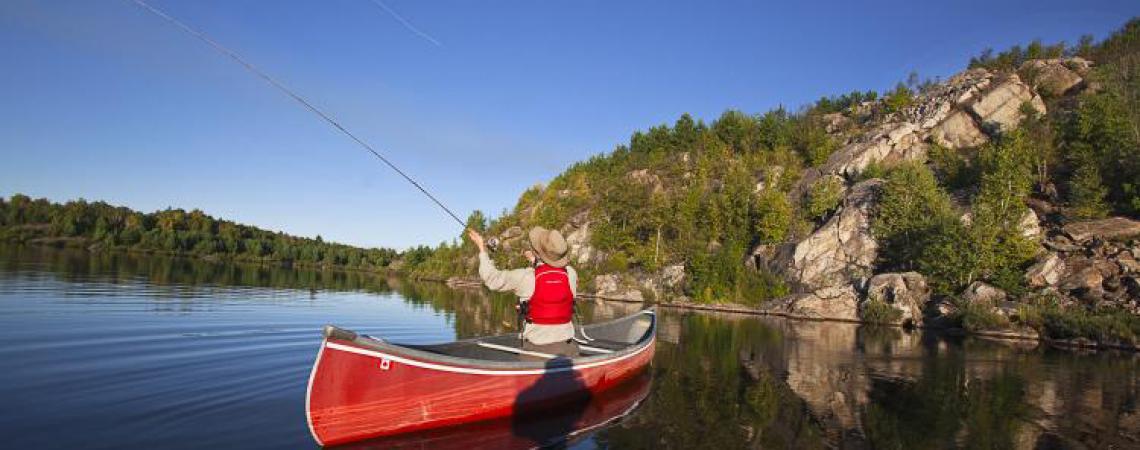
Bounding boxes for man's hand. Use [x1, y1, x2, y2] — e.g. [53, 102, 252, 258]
[466, 228, 486, 253]
[523, 249, 537, 265]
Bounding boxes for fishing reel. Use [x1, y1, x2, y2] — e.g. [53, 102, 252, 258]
[485, 237, 500, 252]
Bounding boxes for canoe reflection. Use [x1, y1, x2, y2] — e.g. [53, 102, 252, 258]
[333, 371, 651, 449]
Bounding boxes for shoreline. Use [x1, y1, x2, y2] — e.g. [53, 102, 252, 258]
[460, 279, 1140, 353]
[12, 242, 1138, 352]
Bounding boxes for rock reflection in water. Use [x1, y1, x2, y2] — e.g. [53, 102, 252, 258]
[593, 312, 1139, 449]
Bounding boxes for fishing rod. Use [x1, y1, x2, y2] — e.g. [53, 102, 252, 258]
[128, 0, 467, 229]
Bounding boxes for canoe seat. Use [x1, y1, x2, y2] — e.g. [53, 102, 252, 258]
[573, 337, 629, 351]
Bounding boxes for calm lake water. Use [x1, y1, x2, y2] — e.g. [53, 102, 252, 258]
[0, 245, 1137, 449]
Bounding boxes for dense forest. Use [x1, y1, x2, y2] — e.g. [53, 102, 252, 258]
[0, 194, 400, 271]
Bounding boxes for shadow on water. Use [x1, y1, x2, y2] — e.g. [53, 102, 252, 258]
[510, 357, 592, 448]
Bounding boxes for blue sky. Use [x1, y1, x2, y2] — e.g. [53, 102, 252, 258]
[2, 0, 1137, 250]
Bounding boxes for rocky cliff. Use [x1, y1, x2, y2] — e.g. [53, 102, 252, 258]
[442, 24, 1140, 349]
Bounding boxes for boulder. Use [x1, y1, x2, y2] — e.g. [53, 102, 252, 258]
[1043, 234, 1083, 253]
[924, 299, 960, 328]
[1019, 209, 1043, 240]
[1020, 59, 1085, 96]
[771, 285, 860, 321]
[627, 169, 663, 193]
[1025, 253, 1065, 288]
[960, 281, 1007, 304]
[821, 112, 850, 133]
[1059, 258, 1107, 293]
[592, 274, 644, 301]
[660, 264, 686, 290]
[771, 179, 883, 290]
[930, 110, 989, 149]
[903, 67, 993, 129]
[969, 76, 1046, 134]
[1064, 57, 1094, 75]
[814, 123, 923, 180]
[1063, 217, 1140, 242]
[862, 272, 930, 326]
[564, 222, 594, 265]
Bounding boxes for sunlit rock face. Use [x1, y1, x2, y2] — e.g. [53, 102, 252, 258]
[563, 220, 594, 265]
[1026, 252, 1065, 288]
[768, 179, 884, 292]
[931, 110, 989, 149]
[819, 123, 925, 180]
[1020, 58, 1086, 96]
[968, 74, 1047, 134]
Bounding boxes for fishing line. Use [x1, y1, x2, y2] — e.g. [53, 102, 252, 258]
[368, 0, 443, 47]
[128, 0, 467, 228]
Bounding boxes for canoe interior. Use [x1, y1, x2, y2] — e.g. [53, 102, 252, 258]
[395, 309, 654, 363]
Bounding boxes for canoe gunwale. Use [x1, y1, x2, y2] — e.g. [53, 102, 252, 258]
[320, 308, 656, 371]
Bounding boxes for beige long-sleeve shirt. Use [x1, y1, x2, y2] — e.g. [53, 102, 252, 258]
[478, 251, 577, 345]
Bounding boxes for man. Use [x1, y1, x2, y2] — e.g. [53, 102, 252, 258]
[466, 227, 578, 358]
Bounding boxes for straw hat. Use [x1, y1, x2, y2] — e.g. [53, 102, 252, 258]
[528, 226, 570, 268]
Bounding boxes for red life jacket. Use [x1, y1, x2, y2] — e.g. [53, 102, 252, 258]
[527, 264, 574, 325]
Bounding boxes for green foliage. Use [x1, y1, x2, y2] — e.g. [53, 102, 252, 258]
[861, 297, 903, 324]
[927, 143, 978, 191]
[1011, 296, 1140, 344]
[804, 176, 844, 221]
[970, 19, 1140, 220]
[754, 189, 792, 244]
[873, 162, 958, 273]
[813, 90, 878, 114]
[1040, 306, 1140, 344]
[1066, 150, 1110, 218]
[600, 252, 630, 273]
[689, 239, 788, 305]
[1061, 87, 1140, 217]
[873, 135, 1037, 297]
[883, 83, 914, 113]
[968, 39, 1066, 71]
[0, 194, 400, 270]
[955, 300, 1011, 332]
[857, 161, 890, 181]
[791, 118, 838, 166]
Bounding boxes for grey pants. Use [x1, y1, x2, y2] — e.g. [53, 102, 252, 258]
[520, 340, 579, 362]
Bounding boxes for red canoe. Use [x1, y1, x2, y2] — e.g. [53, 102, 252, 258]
[305, 308, 657, 446]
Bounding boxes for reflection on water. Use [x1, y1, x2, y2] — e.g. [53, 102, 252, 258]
[0, 245, 1137, 449]
[599, 314, 1139, 449]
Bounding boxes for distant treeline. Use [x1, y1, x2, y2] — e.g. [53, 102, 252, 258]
[0, 194, 401, 271]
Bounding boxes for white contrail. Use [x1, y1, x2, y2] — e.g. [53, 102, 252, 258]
[368, 0, 443, 47]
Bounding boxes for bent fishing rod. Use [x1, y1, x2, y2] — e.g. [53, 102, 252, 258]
[129, 0, 467, 229]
